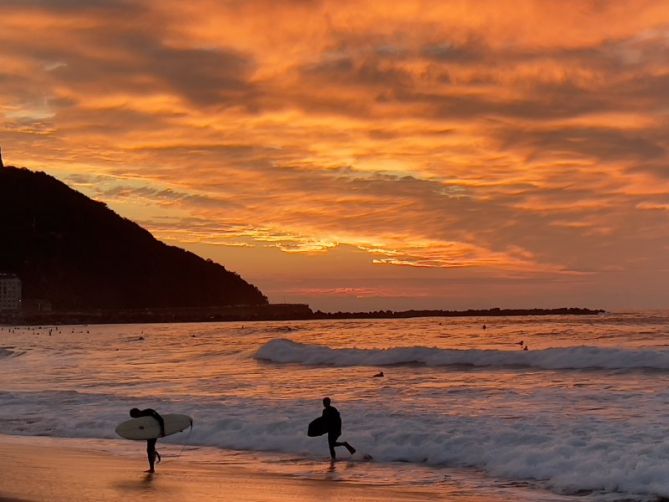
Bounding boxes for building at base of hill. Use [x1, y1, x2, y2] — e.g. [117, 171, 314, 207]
[0, 273, 21, 311]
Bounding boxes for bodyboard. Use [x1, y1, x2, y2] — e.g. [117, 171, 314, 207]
[307, 416, 329, 437]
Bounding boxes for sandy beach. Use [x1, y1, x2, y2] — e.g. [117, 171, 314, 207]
[0, 434, 500, 502]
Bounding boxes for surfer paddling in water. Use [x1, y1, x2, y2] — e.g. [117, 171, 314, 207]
[129, 408, 165, 473]
[322, 397, 355, 461]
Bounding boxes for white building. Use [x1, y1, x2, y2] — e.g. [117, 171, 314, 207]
[0, 274, 21, 311]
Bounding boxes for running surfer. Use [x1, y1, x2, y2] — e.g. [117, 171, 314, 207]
[129, 407, 165, 472]
[321, 397, 355, 461]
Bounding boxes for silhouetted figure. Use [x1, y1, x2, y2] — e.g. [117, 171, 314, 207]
[523, 345, 528, 351]
[321, 397, 355, 460]
[129, 408, 165, 472]
[373, 371, 384, 378]
[482, 324, 487, 330]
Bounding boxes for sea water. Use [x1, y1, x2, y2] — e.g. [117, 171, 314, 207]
[1, 313, 668, 501]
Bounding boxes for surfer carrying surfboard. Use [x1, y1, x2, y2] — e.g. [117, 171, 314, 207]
[321, 397, 355, 461]
[129, 408, 165, 473]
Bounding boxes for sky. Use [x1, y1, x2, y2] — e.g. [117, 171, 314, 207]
[1, 0, 669, 312]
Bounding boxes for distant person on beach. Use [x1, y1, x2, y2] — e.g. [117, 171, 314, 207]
[321, 397, 355, 461]
[129, 408, 165, 472]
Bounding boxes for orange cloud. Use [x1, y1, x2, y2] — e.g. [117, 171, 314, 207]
[2, 0, 669, 309]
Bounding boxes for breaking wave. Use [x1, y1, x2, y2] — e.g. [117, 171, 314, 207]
[255, 339, 669, 371]
[0, 347, 22, 358]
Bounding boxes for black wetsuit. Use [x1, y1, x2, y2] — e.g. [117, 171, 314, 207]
[135, 408, 165, 470]
[322, 405, 350, 459]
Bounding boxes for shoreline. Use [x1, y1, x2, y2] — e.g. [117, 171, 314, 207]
[0, 434, 515, 502]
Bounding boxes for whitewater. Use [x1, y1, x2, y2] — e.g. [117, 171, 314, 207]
[1, 312, 668, 501]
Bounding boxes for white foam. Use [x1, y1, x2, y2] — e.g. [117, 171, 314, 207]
[0, 390, 668, 499]
[255, 338, 669, 371]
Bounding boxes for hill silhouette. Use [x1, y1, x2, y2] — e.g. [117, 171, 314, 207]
[0, 166, 267, 310]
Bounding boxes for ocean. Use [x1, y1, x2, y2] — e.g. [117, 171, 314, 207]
[1, 313, 668, 501]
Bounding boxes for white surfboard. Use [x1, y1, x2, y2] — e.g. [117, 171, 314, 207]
[115, 413, 193, 440]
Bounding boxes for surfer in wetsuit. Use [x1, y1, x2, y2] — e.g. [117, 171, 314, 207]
[322, 397, 355, 461]
[129, 408, 165, 473]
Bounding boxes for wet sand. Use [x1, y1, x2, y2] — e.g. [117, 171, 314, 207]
[0, 435, 477, 502]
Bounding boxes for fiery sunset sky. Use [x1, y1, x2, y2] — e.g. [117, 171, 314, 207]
[2, 0, 669, 311]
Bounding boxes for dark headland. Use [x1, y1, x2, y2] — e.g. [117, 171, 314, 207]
[0, 164, 603, 325]
[0, 165, 269, 321]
